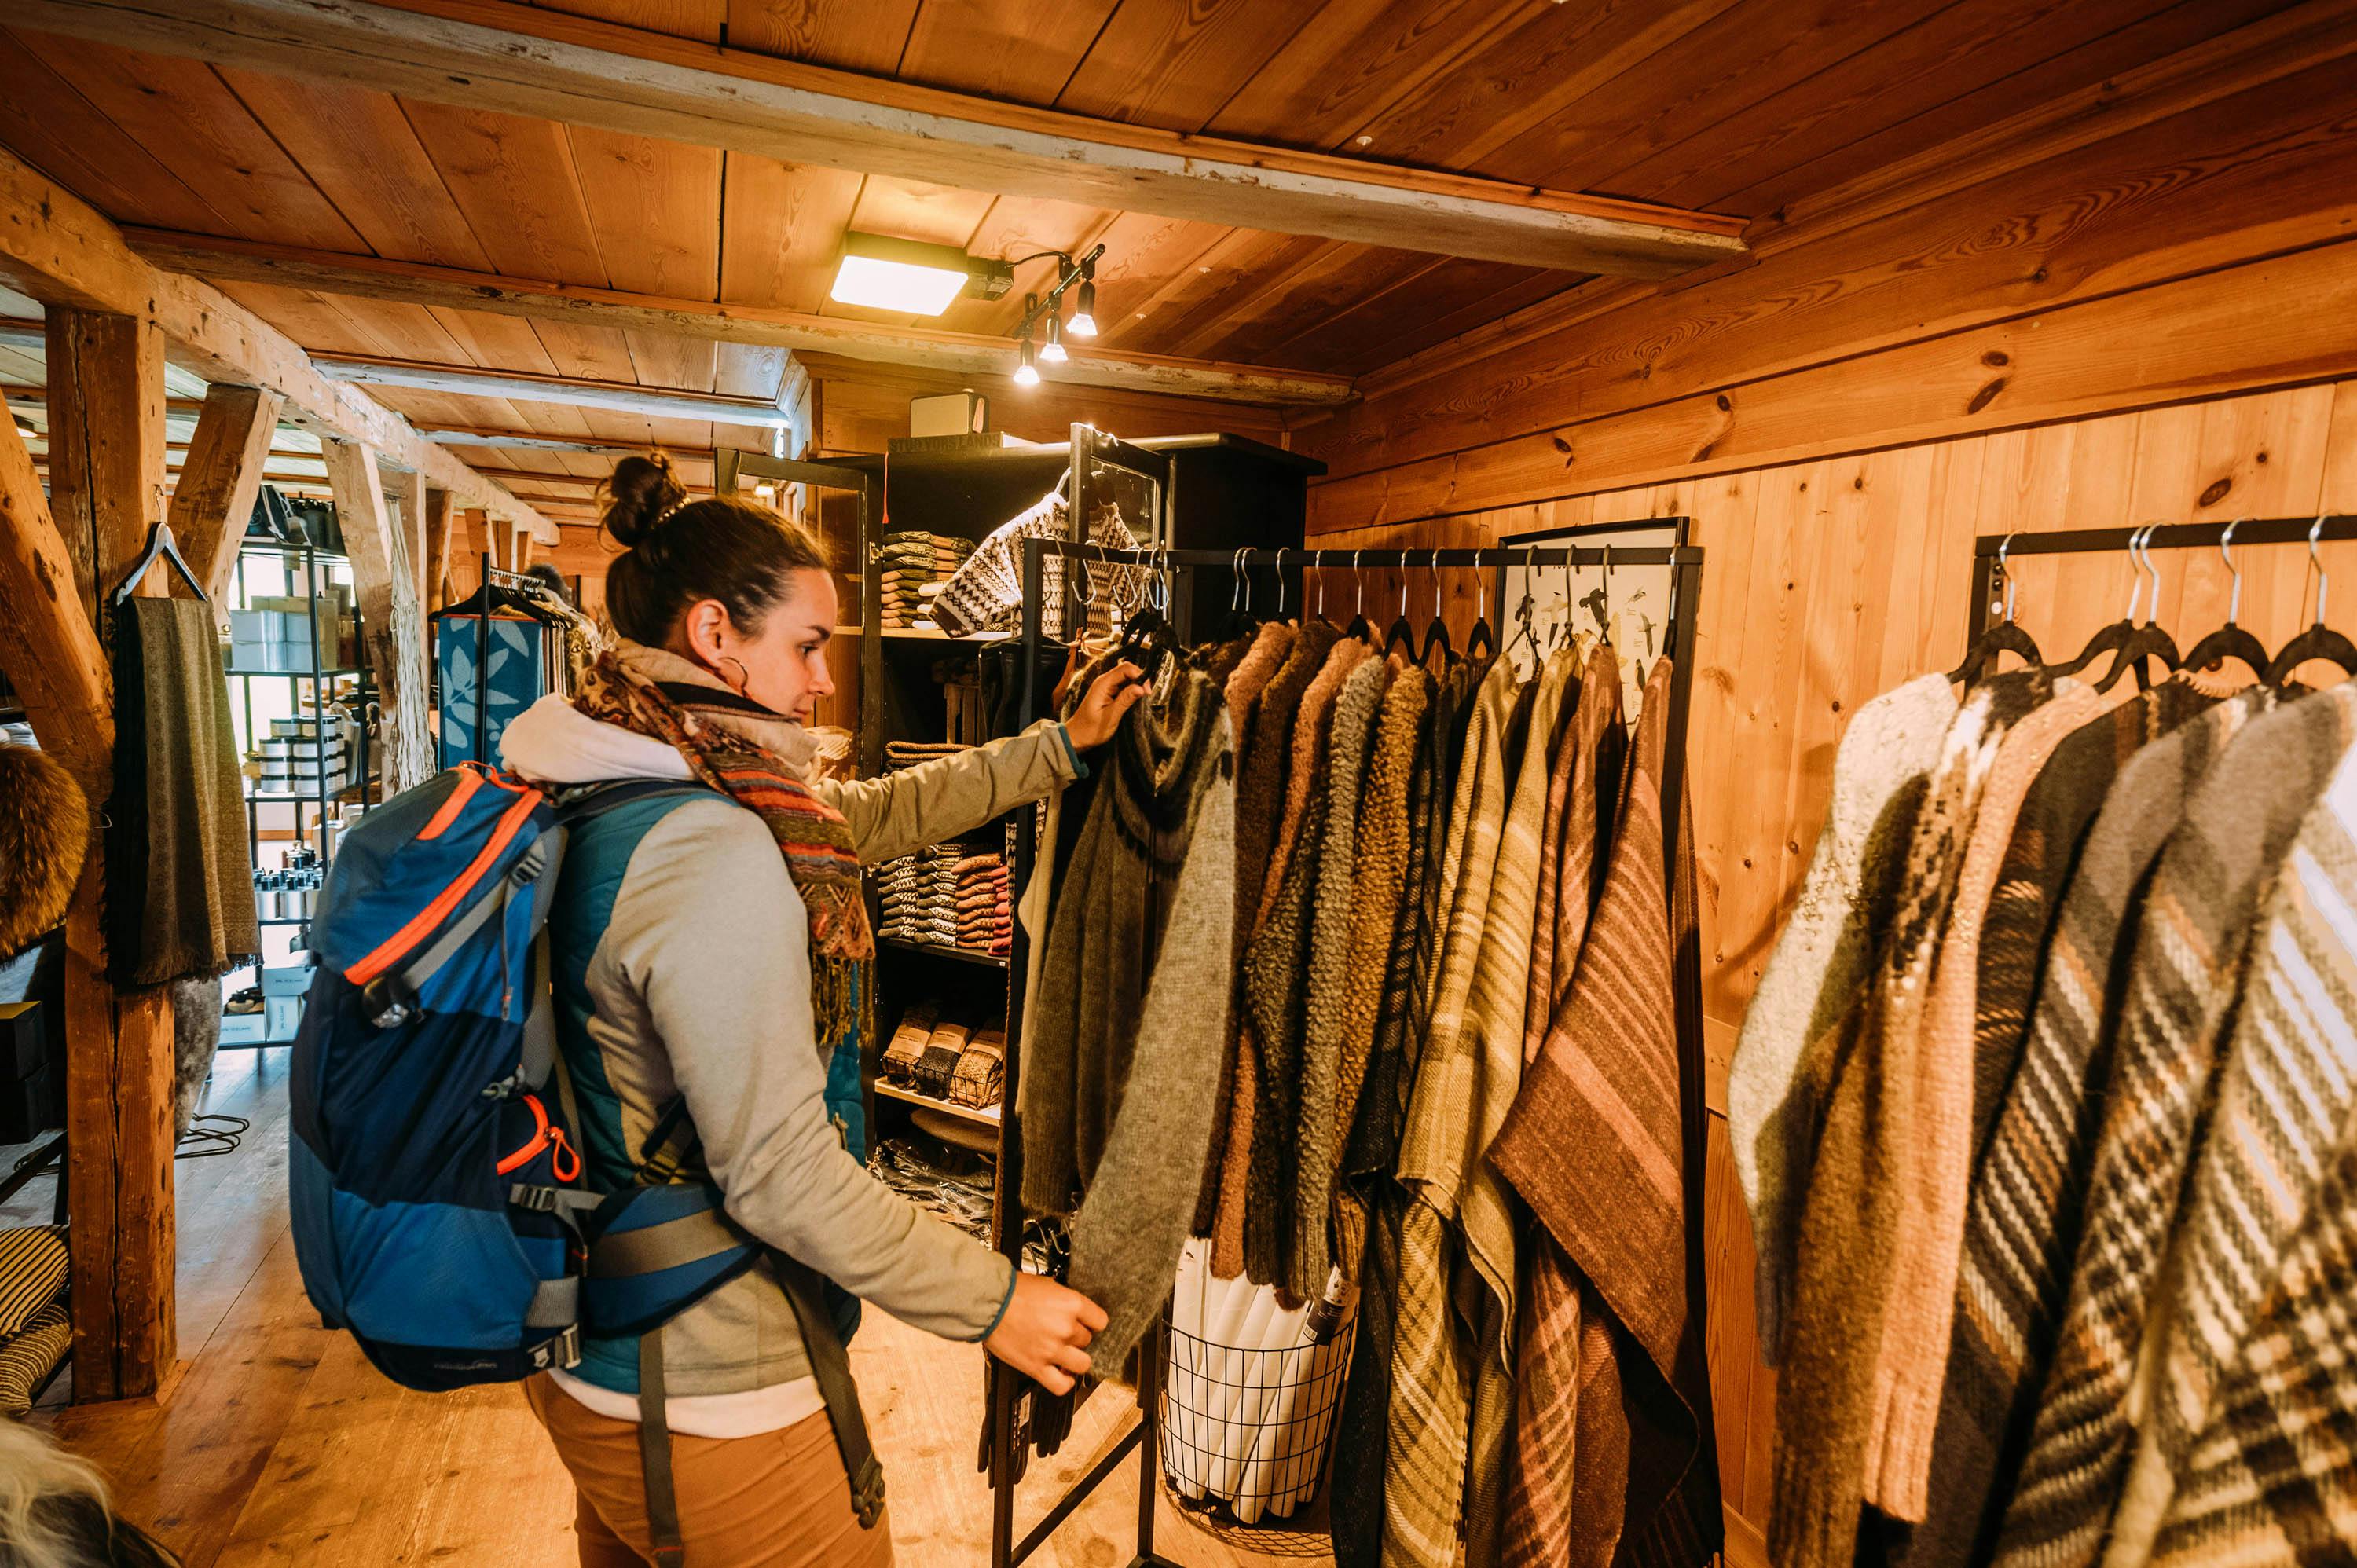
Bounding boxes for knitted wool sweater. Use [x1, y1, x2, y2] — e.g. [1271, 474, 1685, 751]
[1329, 661, 1429, 1286]
[1195, 622, 1298, 1234]
[1729, 672, 1957, 1364]
[1021, 667, 1228, 1215]
[1235, 636, 1370, 1286]
[1992, 683, 2357, 1568]
[1296, 654, 1393, 1299]
[1062, 702, 1236, 1372]
[1208, 622, 1339, 1276]
[1908, 686, 2278, 1568]
[1772, 667, 2049, 1568]
[2103, 738, 2357, 1567]
[1865, 682, 2103, 1519]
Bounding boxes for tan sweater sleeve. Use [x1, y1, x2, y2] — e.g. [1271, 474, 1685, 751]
[812, 718, 1081, 865]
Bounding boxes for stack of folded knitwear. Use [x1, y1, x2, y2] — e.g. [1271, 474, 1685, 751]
[949, 1027, 1005, 1108]
[953, 853, 1012, 956]
[876, 843, 960, 946]
[880, 1005, 1006, 1112]
[877, 530, 974, 630]
[883, 738, 970, 775]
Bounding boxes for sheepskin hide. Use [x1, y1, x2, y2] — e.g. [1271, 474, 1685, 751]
[0, 746, 89, 959]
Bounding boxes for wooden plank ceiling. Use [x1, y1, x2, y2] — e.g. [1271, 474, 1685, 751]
[0, 0, 2302, 525]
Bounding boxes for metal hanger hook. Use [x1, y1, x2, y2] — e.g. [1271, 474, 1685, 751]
[2311, 513, 2331, 627]
[1231, 546, 1248, 614]
[2220, 519, 2245, 625]
[1996, 532, 2020, 623]
[1433, 548, 1444, 622]
[2122, 526, 2148, 623]
[1399, 550, 1410, 620]
[1274, 547, 1290, 618]
[1354, 549, 1365, 618]
[1315, 550, 1329, 618]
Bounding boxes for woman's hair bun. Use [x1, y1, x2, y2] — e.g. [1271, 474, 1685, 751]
[602, 452, 690, 549]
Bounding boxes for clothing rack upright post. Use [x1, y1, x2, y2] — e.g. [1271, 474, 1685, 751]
[995, 535, 1710, 1568]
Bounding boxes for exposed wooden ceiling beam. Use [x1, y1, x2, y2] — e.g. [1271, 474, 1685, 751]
[0, 146, 558, 542]
[412, 423, 684, 459]
[20, 0, 1747, 280]
[122, 231, 1354, 407]
[312, 354, 795, 429]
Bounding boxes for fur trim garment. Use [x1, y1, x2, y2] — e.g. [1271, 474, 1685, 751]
[0, 745, 87, 959]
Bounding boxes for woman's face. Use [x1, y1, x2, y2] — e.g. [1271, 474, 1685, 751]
[676, 566, 839, 722]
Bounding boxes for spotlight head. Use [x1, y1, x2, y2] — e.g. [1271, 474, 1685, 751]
[1014, 335, 1041, 387]
[1040, 313, 1069, 363]
[1068, 277, 1098, 338]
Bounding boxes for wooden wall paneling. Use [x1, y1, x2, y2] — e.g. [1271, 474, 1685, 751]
[16, 34, 365, 252]
[426, 305, 570, 379]
[713, 343, 790, 401]
[1127, 233, 1340, 359]
[31, 308, 178, 1403]
[1309, 45, 2357, 483]
[216, 71, 495, 268]
[1312, 237, 2357, 530]
[399, 103, 611, 288]
[0, 30, 227, 235]
[566, 124, 724, 393]
[321, 440, 433, 791]
[722, 0, 918, 75]
[533, 0, 726, 43]
[170, 383, 286, 601]
[523, 317, 645, 386]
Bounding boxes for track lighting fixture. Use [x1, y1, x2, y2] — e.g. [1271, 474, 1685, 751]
[829, 232, 1013, 316]
[1003, 242, 1108, 386]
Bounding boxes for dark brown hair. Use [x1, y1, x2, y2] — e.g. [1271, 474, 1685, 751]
[599, 452, 829, 646]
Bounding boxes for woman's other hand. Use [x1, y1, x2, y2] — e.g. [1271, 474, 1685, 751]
[984, 1274, 1109, 1394]
[1061, 661, 1147, 750]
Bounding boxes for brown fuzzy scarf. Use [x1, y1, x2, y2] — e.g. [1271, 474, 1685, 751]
[574, 648, 873, 1050]
[0, 746, 88, 958]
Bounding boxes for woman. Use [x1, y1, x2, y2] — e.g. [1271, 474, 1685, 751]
[0, 1420, 180, 1568]
[499, 454, 1140, 1566]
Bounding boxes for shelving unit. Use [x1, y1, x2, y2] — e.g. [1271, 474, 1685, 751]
[873, 1079, 1002, 1127]
[220, 537, 372, 1050]
[879, 936, 1009, 969]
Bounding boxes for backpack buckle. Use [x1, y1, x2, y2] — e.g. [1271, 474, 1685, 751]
[529, 1324, 581, 1371]
[510, 1182, 560, 1213]
[849, 1455, 886, 1529]
[361, 973, 416, 1028]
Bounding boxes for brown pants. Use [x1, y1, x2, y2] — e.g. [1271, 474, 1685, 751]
[524, 1376, 893, 1568]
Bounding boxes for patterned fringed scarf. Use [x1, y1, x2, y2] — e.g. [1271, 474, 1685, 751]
[574, 647, 874, 1050]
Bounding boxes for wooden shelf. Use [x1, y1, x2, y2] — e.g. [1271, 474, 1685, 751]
[878, 935, 1008, 968]
[873, 1079, 1001, 1127]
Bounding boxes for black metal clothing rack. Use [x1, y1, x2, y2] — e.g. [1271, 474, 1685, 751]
[994, 534, 1710, 1568]
[1963, 515, 2357, 641]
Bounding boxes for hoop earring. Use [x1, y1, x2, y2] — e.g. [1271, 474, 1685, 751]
[717, 655, 751, 695]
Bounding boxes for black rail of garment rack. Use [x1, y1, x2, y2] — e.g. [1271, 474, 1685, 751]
[994, 533, 1709, 1568]
[1963, 515, 2357, 639]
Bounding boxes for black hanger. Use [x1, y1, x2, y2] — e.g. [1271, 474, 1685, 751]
[1945, 533, 2044, 685]
[1383, 550, 1419, 658]
[2040, 528, 2144, 681]
[2094, 526, 2182, 693]
[2264, 516, 2357, 686]
[1461, 548, 1496, 660]
[1419, 550, 1457, 663]
[1343, 550, 1375, 644]
[2179, 520, 2272, 682]
[112, 520, 207, 606]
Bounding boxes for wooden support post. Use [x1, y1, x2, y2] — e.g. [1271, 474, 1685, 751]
[512, 522, 536, 571]
[392, 464, 428, 614]
[322, 440, 431, 793]
[425, 487, 454, 610]
[45, 310, 168, 610]
[170, 383, 284, 602]
[30, 308, 178, 1401]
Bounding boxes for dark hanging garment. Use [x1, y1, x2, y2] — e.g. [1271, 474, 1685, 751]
[104, 596, 260, 988]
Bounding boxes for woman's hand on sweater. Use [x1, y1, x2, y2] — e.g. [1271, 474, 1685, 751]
[1061, 661, 1147, 751]
[984, 1275, 1108, 1394]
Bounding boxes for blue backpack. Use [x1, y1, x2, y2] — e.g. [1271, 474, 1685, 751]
[288, 761, 883, 1559]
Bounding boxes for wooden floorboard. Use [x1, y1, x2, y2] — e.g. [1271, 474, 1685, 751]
[33, 1053, 1330, 1566]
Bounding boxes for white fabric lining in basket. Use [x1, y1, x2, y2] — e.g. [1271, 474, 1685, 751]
[1161, 1238, 1354, 1524]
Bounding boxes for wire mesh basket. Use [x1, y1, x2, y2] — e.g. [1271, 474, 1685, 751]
[1158, 1300, 1355, 1524]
